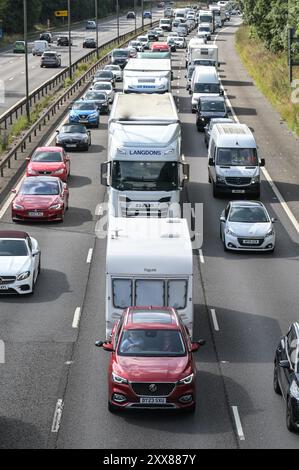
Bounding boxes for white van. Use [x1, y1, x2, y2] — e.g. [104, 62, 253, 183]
[208, 123, 265, 198]
[32, 40, 50, 56]
[190, 66, 222, 112]
[105, 217, 194, 339]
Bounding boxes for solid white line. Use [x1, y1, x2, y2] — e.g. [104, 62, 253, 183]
[199, 249, 205, 264]
[215, 26, 299, 236]
[232, 406, 245, 441]
[51, 399, 64, 433]
[8, 77, 14, 81]
[0, 175, 25, 219]
[86, 248, 93, 263]
[72, 307, 81, 328]
[210, 309, 219, 331]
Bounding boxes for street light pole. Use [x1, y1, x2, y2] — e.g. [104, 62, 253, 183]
[134, 0, 137, 34]
[142, 0, 144, 29]
[116, 0, 120, 44]
[95, 0, 99, 59]
[68, 0, 72, 80]
[23, 0, 30, 122]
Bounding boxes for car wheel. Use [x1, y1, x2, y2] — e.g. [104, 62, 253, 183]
[223, 235, 228, 251]
[186, 402, 196, 413]
[191, 108, 196, 114]
[273, 363, 282, 395]
[108, 401, 117, 413]
[212, 183, 218, 198]
[208, 173, 211, 183]
[286, 397, 297, 432]
[205, 137, 208, 148]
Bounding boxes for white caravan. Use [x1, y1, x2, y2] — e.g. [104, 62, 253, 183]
[105, 217, 194, 338]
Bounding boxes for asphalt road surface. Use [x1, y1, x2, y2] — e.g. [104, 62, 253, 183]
[0, 9, 163, 114]
[0, 17, 299, 449]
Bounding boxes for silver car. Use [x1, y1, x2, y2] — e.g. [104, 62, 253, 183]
[0, 230, 41, 294]
[90, 81, 115, 103]
[104, 64, 123, 81]
[220, 201, 276, 252]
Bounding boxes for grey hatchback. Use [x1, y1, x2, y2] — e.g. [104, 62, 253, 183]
[41, 51, 61, 68]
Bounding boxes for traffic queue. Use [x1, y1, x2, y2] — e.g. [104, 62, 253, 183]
[1, 3, 298, 429]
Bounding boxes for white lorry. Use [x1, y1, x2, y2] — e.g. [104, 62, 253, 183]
[123, 58, 172, 94]
[198, 9, 214, 32]
[105, 217, 194, 338]
[101, 93, 189, 218]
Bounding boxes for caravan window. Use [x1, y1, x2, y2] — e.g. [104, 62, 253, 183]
[135, 280, 164, 306]
[167, 280, 187, 309]
[112, 279, 132, 308]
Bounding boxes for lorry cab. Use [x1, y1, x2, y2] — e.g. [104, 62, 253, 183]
[208, 123, 265, 198]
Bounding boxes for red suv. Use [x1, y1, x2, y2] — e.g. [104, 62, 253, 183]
[95, 307, 205, 412]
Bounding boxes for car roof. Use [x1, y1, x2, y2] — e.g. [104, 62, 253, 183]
[230, 200, 265, 208]
[0, 231, 29, 239]
[124, 307, 179, 328]
[24, 176, 61, 183]
[34, 146, 63, 152]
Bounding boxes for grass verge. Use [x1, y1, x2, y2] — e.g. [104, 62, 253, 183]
[235, 25, 299, 136]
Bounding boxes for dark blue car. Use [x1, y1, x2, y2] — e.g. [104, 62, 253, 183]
[69, 100, 100, 128]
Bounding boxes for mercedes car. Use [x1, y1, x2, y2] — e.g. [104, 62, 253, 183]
[0, 231, 41, 295]
[55, 124, 91, 151]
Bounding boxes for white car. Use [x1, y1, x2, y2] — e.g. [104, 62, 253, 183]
[137, 35, 150, 50]
[0, 230, 41, 294]
[90, 81, 115, 103]
[167, 32, 179, 37]
[128, 40, 144, 52]
[220, 201, 276, 252]
[174, 36, 186, 48]
[155, 27, 164, 37]
[104, 64, 123, 81]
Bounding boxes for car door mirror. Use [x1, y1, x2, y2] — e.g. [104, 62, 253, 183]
[95, 340, 114, 351]
[101, 161, 110, 187]
[278, 360, 290, 369]
[208, 157, 215, 166]
[11, 188, 17, 193]
[182, 162, 189, 181]
[271, 217, 277, 223]
[260, 158, 265, 167]
[219, 89, 224, 96]
[220, 215, 226, 222]
[66, 156, 70, 161]
[191, 339, 206, 352]
[32, 249, 39, 257]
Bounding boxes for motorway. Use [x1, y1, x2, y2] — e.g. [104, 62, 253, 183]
[0, 17, 299, 449]
[0, 9, 163, 114]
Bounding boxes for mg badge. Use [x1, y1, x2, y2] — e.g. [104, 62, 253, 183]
[149, 383, 157, 392]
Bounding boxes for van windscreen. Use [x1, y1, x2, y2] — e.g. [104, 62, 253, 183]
[194, 83, 220, 94]
[216, 148, 258, 166]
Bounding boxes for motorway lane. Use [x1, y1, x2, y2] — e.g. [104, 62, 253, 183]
[0, 10, 163, 113]
[0, 116, 107, 446]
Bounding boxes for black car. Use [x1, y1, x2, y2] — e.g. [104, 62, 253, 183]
[204, 118, 234, 147]
[83, 37, 96, 48]
[57, 36, 72, 46]
[40, 32, 52, 43]
[55, 123, 91, 151]
[167, 38, 176, 52]
[83, 91, 109, 114]
[111, 48, 130, 69]
[274, 322, 299, 432]
[147, 30, 159, 41]
[93, 70, 115, 88]
[126, 11, 136, 19]
[196, 96, 228, 132]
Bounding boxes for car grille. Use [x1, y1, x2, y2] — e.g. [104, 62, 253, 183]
[80, 115, 88, 119]
[225, 177, 252, 186]
[0, 276, 16, 284]
[63, 139, 81, 144]
[237, 238, 264, 246]
[131, 382, 175, 396]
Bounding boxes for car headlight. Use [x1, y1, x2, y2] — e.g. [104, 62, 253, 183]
[13, 203, 24, 210]
[112, 372, 128, 384]
[17, 271, 31, 281]
[265, 228, 274, 238]
[49, 203, 63, 210]
[83, 136, 89, 142]
[89, 113, 98, 118]
[178, 373, 194, 385]
[27, 169, 39, 175]
[158, 84, 165, 89]
[216, 175, 226, 183]
[226, 228, 238, 237]
[290, 380, 299, 399]
[251, 176, 260, 184]
[53, 169, 64, 175]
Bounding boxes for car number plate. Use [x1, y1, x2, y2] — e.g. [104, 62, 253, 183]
[66, 144, 77, 148]
[243, 239, 260, 245]
[0, 285, 9, 290]
[28, 211, 43, 217]
[79, 120, 88, 124]
[232, 189, 245, 193]
[139, 397, 166, 404]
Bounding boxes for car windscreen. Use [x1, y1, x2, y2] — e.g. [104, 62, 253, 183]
[229, 206, 269, 223]
[194, 60, 215, 66]
[72, 102, 95, 110]
[94, 83, 111, 90]
[85, 92, 106, 101]
[199, 27, 210, 32]
[31, 151, 62, 162]
[201, 100, 225, 112]
[96, 71, 112, 78]
[216, 148, 258, 166]
[194, 83, 220, 93]
[112, 50, 129, 57]
[43, 53, 56, 57]
[0, 239, 28, 256]
[118, 329, 186, 357]
[20, 180, 60, 195]
[111, 161, 179, 191]
[61, 124, 86, 134]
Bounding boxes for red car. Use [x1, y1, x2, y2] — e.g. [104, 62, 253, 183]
[151, 42, 170, 52]
[26, 146, 70, 182]
[95, 307, 205, 412]
[12, 176, 69, 222]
